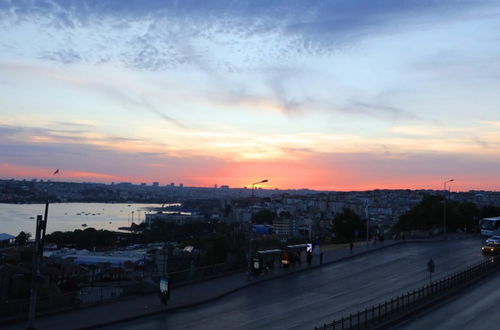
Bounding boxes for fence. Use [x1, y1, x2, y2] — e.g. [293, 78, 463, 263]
[164, 262, 244, 287]
[0, 261, 245, 322]
[316, 255, 500, 330]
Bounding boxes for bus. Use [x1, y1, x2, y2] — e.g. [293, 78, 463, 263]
[253, 249, 282, 275]
[480, 216, 500, 236]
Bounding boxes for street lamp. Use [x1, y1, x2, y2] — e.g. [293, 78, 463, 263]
[248, 179, 269, 278]
[365, 200, 370, 248]
[443, 179, 454, 238]
[252, 179, 268, 198]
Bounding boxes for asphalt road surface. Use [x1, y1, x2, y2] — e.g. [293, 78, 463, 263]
[394, 267, 500, 330]
[98, 237, 485, 330]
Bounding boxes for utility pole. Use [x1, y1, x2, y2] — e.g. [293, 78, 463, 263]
[365, 200, 370, 248]
[443, 179, 454, 239]
[27, 201, 49, 330]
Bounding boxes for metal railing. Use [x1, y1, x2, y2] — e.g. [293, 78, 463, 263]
[316, 255, 500, 330]
[0, 262, 245, 321]
[163, 262, 245, 287]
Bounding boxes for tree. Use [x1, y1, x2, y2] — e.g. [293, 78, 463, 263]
[252, 209, 277, 224]
[333, 208, 366, 241]
[395, 195, 444, 231]
[44, 228, 117, 250]
[15, 231, 31, 246]
[479, 205, 500, 219]
[394, 195, 490, 232]
[279, 211, 292, 219]
[204, 236, 228, 265]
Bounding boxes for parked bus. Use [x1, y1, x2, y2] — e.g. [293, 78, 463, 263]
[253, 249, 282, 275]
[480, 216, 500, 236]
[281, 244, 308, 268]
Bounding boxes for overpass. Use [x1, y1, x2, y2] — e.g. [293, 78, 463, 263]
[98, 237, 484, 330]
[2, 236, 486, 330]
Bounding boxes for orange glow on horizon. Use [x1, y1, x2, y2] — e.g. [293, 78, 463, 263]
[1, 162, 498, 192]
[0, 163, 131, 183]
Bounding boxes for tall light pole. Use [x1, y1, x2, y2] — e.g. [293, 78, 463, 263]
[443, 179, 454, 238]
[252, 179, 268, 198]
[365, 200, 370, 248]
[248, 179, 269, 278]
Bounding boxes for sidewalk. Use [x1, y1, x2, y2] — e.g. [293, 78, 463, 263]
[2, 235, 471, 330]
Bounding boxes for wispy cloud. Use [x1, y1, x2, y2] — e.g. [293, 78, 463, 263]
[0, 0, 491, 70]
[0, 62, 187, 128]
[346, 101, 417, 122]
[2, 1, 500, 190]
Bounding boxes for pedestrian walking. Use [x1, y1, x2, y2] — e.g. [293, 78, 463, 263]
[350, 241, 354, 254]
[307, 252, 312, 265]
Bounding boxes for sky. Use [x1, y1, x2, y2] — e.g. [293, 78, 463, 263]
[1, 0, 500, 191]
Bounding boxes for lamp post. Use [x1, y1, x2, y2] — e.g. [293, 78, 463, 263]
[252, 179, 268, 198]
[365, 200, 370, 248]
[248, 179, 269, 278]
[443, 179, 454, 238]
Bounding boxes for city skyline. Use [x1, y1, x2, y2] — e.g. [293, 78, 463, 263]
[2, 1, 500, 191]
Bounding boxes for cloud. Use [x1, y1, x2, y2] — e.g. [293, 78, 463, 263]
[0, 62, 187, 128]
[0, 0, 492, 70]
[39, 49, 82, 64]
[347, 101, 417, 122]
[2, 0, 498, 126]
[51, 121, 96, 129]
[2, 121, 500, 190]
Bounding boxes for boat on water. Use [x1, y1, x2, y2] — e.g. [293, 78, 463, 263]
[81, 224, 87, 227]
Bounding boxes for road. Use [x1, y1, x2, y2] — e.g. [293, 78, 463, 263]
[97, 237, 485, 330]
[395, 267, 500, 330]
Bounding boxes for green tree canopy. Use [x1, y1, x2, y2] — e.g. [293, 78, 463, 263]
[44, 228, 117, 250]
[15, 231, 31, 245]
[394, 195, 495, 232]
[252, 209, 277, 224]
[333, 208, 366, 241]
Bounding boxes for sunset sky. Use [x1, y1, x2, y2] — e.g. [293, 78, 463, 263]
[1, 0, 500, 191]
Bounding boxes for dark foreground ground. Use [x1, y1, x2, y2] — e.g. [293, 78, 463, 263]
[99, 237, 485, 330]
[394, 265, 500, 330]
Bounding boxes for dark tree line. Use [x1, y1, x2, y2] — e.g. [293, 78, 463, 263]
[394, 195, 500, 232]
[45, 228, 117, 250]
[332, 208, 367, 242]
[142, 220, 248, 266]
